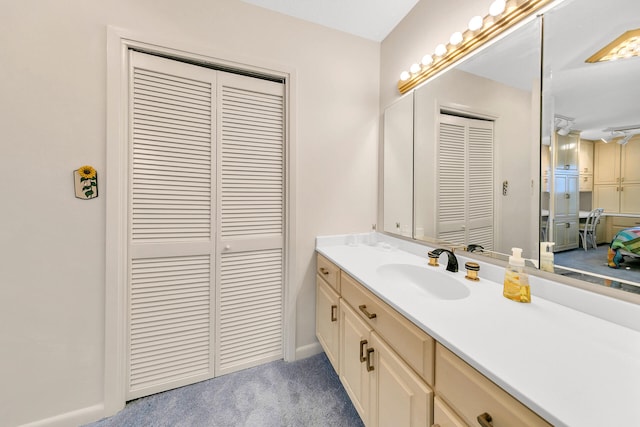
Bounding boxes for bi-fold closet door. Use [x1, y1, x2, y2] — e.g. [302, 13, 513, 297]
[127, 51, 285, 400]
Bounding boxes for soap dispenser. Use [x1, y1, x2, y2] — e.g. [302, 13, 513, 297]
[540, 242, 555, 273]
[503, 247, 531, 303]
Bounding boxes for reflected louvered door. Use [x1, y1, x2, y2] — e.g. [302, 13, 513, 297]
[467, 121, 494, 250]
[216, 72, 285, 375]
[437, 117, 466, 245]
[127, 51, 216, 399]
[437, 114, 494, 249]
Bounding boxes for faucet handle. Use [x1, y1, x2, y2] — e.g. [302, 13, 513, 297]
[427, 250, 440, 267]
[465, 262, 480, 281]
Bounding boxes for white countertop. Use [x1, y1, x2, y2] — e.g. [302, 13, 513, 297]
[316, 234, 640, 427]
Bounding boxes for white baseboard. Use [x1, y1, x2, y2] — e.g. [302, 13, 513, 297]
[295, 341, 323, 360]
[19, 404, 105, 427]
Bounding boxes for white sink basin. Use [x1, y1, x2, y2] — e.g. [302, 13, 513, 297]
[376, 263, 470, 300]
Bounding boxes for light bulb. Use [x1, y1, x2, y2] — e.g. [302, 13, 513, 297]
[400, 71, 410, 81]
[450, 32, 463, 46]
[435, 44, 447, 57]
[489, 0, 506, 16]
[468, 15, 483, 31]
[421, 55, 434, 66]
[410, 63, 421, 74]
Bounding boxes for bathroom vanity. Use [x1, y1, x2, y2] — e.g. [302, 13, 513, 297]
[316, 234, 640, 427]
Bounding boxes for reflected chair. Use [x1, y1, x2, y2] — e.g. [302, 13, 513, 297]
[579, 208, 604, 251]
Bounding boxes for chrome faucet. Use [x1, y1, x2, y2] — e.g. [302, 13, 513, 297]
[427, 248, 459, 272]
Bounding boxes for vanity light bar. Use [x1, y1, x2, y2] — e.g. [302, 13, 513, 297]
[397, 0, 555, 94]
[586, 28, 640, 63]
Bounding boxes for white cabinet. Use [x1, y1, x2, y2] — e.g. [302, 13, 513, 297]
[552, 173, 579, 251]
[554, 132, 579, 172]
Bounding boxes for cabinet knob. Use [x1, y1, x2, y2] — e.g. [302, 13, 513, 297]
[330, 305, 337, 322]
[477, 412, 493, 427]
[319, 267, 330, 275]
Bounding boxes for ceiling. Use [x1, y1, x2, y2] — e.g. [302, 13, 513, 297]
[240, 0, 419, 42]
[242, 0, 639, 141]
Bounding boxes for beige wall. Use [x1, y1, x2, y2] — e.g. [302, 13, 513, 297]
[0, 1, 379, 425]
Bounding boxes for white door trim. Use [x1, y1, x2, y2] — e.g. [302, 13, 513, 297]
[105, 26, 297, 416]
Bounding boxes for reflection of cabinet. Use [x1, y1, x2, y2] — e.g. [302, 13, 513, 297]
[605, 216, 640, 242]
[554, 133, 579, 171]
[594, 137, 640, 213]
[316, 253, 551, 427]
[552, 173, 579, 251]
[541, 145, 551, 193]
[579, 139, 593, 192]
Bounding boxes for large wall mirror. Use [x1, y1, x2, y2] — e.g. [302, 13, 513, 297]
[382, 0, 640, 297]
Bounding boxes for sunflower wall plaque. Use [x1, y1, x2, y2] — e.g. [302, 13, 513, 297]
[74, 165, 98, 199]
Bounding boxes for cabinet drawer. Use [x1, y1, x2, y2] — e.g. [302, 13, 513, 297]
[341, 271, 435, 386]
[435, 344, 551, 427]
[611, 216, 640, 228]
[579, 174, 593, 192]
[317, 253, 341, 292]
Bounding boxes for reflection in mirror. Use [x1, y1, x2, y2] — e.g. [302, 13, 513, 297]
[541, 0, 640, 294]
[383, 92, 414, 237]
[413, 19, 541, 258]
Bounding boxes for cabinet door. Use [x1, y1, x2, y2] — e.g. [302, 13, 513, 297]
[434, 396, 466, 427]
[553, 174, 578, 216]
[621, 138, 640, 184]
[553, 220, 579, 251]
[340, 300, 372, 425]
[369, 333, 433, 427]
[579, 174, 593, 192]
[316, 276, 340, 373]
[554, 133, 578, 171]
[594, 141, 620, 184]
[579, 139, 594, 175]
[593, 184, 620, 212]
[621, 184, 640, 213]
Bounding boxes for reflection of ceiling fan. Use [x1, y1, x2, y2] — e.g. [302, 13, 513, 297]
[600, 124, 640, 144]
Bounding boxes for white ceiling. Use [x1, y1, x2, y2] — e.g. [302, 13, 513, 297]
[240, 0, 419, 41]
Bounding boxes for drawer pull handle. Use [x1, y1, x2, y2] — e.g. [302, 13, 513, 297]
[330, 305, 337, 322]
[477, 412, 493, 427]
[366, 348, 375, 372]
[359, 305, 377, 319]
[319, 267, 330, 275]
[359, 340, 368, 362]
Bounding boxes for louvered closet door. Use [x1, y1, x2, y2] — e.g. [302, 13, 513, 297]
[127, 51, 216, 399]
[437, 114, 494, 249]
[216, 72, 285, 375]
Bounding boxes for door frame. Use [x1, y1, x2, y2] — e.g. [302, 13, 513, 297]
[105, 26, 296, 415]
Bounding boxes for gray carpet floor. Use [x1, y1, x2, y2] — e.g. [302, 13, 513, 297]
[553, 245, 640, 294]
[84, 353, 364, 427]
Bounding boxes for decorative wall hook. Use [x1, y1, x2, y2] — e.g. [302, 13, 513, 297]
[74, 165, 98, 199]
